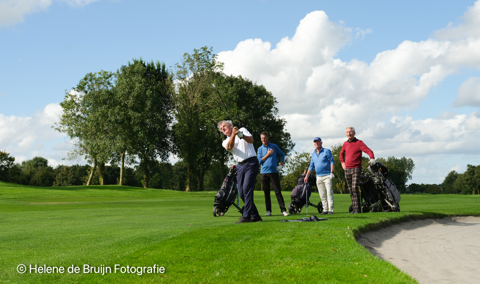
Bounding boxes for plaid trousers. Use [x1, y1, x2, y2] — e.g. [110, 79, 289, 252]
[345, 167, 362, 211]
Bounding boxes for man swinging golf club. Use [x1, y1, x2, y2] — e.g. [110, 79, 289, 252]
[218, 120, 262, 224]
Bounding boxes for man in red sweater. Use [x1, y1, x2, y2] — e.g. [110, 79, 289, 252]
[340, 127, 375, 214]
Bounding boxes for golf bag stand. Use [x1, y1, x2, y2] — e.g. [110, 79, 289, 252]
[288, 172, 323, 215]
[353, 162, 401, 213]
[213, 165, 243, 217]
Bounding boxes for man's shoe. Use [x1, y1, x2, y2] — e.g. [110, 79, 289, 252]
[251, 215, 263, 222]
[235, 217, 253, 224]
[265, 211, 271, 216]
[328, 211, 333, 215]
[282, 211, 289, 217]
[320, 211, 327, 215]
[350, 210, 360, 214]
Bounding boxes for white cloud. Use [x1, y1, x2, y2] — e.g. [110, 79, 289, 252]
[64, 0, 99, 6]
[0, 0, 100, 27]
[0, 0, 51, 27]
[217, 5, 480, 184]
[0, 103, 74, 166]
[354, 27, 372, 39]
[454, 77, 480, 107]
[218, 11, 352, 115]
[434, 0, 480, 40]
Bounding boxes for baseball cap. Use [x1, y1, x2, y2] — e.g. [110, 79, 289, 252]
[313, 137, 322, 142]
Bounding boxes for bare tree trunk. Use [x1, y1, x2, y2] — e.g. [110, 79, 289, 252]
[143, 154, 149, 188]
[186, 164, 192, 192]
[197, 171, 204, 191]
[119, 151, 125, 185]
[87, 158, 97, 186]
[98, 162, 105, 185]
[197, 147, 211, 192]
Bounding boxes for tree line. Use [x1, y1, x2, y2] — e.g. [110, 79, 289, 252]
[3, 147, 477, 195]
[0, 151, 231, 190]
[408, 164, 480, 195]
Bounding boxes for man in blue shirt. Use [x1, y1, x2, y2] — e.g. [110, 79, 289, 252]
[257, 132, 289, 217]
[304, 137, 335, 215]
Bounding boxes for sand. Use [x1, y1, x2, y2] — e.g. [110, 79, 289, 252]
[357, 216, 480, 284]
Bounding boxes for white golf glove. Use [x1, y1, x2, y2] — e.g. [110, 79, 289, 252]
[330, 173, 335, 179]
[236, 130, 244, 139]
[369, 159, 376, 166]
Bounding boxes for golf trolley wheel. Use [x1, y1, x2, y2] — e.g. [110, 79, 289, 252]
[317, 202, 323, 214]
[393, 204, 400, 212]
[213, 206, 227, 217]
[348, 204, 353, 213]
[288, 202, 297, 215]
[213, 206, 222, 217]
[288, 203, 295, 215]
[362, 203, 370, 213]
[371, 204, 382, 212]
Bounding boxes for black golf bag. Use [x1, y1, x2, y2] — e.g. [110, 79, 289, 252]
[353, 162, 401, 213]
[287, 172, 323, 215]
[213, 165, 243, 217]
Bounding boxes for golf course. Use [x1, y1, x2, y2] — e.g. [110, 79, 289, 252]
[1, 180, 479, 283]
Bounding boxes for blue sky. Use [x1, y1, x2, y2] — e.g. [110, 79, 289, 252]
[1, 0, 480, 185]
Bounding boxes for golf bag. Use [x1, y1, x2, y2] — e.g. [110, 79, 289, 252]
[287, 172, 323, 215]
[213, 165, 243, 217]
[353, 161, 401, 213]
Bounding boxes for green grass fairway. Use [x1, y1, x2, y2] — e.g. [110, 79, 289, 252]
[1, 181, 479, 283]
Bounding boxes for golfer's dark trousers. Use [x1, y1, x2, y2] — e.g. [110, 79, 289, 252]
[261, 173, 286, 212]
[345, 167, 362, 211]
[237, 157, 260, 219]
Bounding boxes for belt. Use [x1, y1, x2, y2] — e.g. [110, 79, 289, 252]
[238, 156, 256, 165]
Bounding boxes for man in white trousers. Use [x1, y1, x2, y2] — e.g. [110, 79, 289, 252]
[304, 137, 335, 215]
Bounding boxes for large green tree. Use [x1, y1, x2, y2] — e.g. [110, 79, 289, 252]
[173, 47, 223, 191]
[463, 164, 480, 195]
[116, 59, 174, 188]
[212, 73, 295, 193]
[453, 174, 470, 195]
[56, 71, 116, 185]
[213, 74, 295, 153]
[442, 170, 459, 194]
[173, 47, 294, 191]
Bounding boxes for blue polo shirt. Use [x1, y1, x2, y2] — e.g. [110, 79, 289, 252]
[308, 147, 335, 177]
[257, 142, 285, 174]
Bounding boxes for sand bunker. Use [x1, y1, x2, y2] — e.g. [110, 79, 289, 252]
[357, 216, 480, 284]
